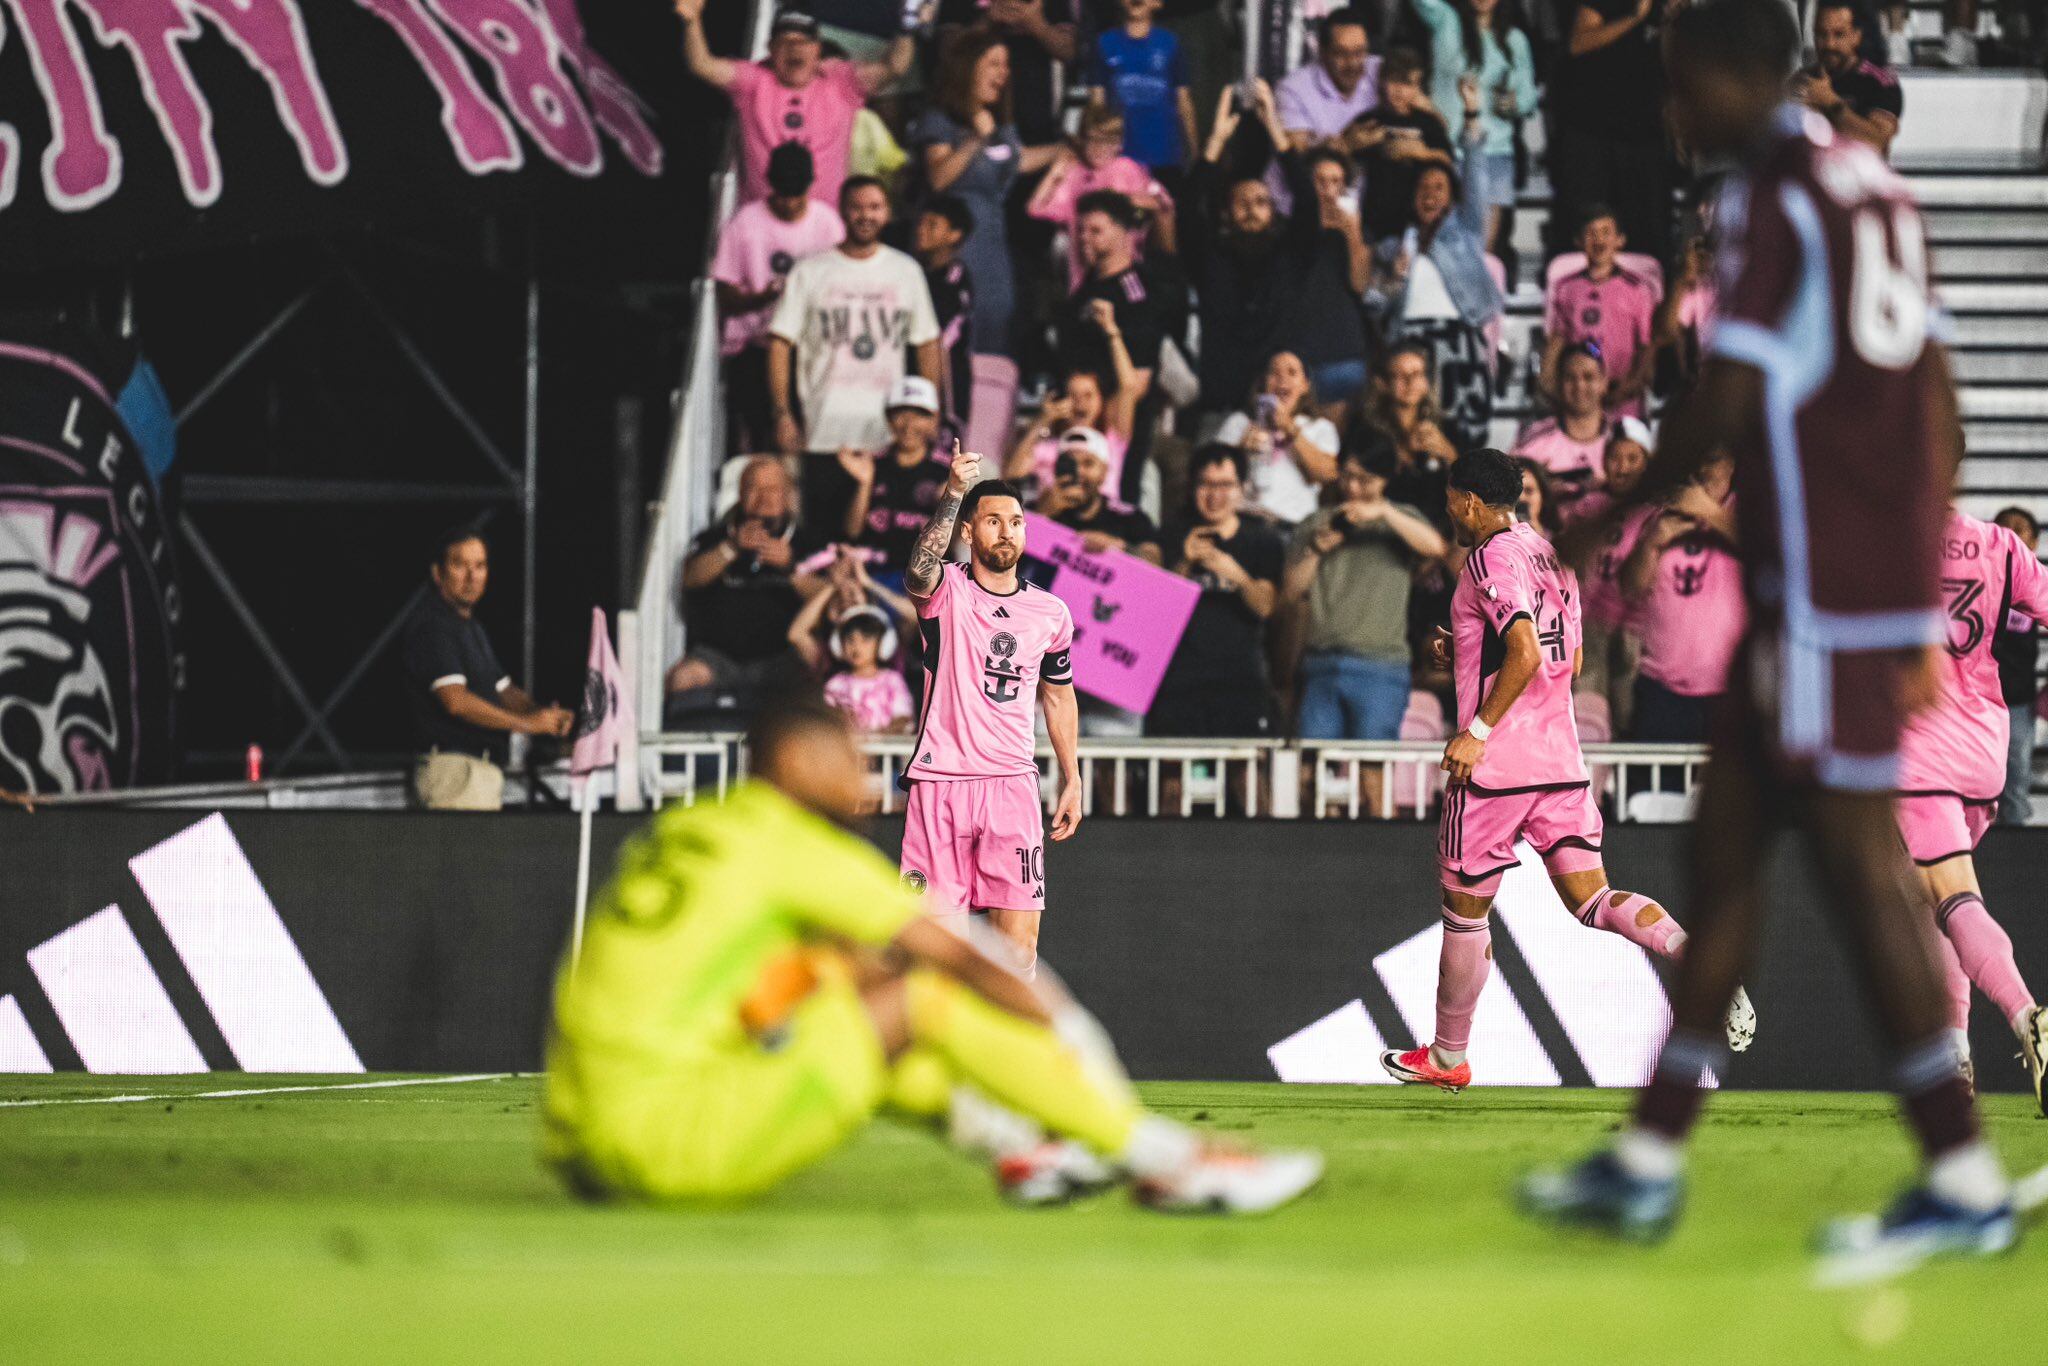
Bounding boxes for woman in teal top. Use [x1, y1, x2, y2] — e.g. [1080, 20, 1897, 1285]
[1410, 0, 1538, 250]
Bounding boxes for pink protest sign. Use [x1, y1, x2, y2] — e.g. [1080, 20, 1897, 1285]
[1022, 514, 1198, 713]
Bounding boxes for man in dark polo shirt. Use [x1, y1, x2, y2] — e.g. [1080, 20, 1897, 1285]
[1793, 1, 1903, 157]
[401, 529, 573, 810]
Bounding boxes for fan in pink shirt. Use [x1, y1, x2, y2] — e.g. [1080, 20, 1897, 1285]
[821, 607, 914, 734]
[1382, 449, 1752, 1095]
[1542, 208, 1662, 421]
[1027, 107, 1172, 292]
[1563, 422, 1653, 730]
[1620, 456, 1745, 741]
[899, 446, 1081, 972]
[1512, 343, 1612, 508]
[678, 2, 919, 206]
[708, 144, 846, 357]
[1895, 507, 2048, 1102]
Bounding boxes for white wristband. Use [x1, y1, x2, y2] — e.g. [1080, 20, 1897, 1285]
[1466, 716, 1493, 741]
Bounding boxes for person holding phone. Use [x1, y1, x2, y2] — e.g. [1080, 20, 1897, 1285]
[1209, 351, 1343, 526]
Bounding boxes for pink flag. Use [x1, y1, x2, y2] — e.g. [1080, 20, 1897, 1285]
[570, 607, 634, 795]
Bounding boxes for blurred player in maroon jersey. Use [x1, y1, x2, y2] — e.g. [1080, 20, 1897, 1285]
[1521, 0, 2021, 1280]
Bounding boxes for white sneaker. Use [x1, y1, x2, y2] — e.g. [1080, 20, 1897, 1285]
[1133, 1146, 1325, 1215]
[996, 1141, 1119, 1207]
[1724, 987, 1757, 1053]
[2018, 1005, 2047, 1118]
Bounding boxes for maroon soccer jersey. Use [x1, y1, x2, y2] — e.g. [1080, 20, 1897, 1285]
[1709, 106, 1949, 789]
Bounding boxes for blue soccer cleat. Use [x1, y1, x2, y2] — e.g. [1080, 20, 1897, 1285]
[1813, 1186, 2019, 1287]
[1518, 1150, 1684, 1243]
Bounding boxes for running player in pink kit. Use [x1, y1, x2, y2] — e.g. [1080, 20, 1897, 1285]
[1898, 506, 2048, 1110]
[901, 444, 1082, 971]
[1381, 449, 1754, 1093]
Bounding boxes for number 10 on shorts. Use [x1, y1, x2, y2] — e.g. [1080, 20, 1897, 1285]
[1015, 845, 1044, 885]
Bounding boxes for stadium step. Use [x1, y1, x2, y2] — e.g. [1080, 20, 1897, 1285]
[1952, 350, 2048, 383]
[1962, 387, 2048, 420]
[1951, 313, 2048, 347]
[1931, 242, 2048, 279]
[1961, 456, 2048, 490]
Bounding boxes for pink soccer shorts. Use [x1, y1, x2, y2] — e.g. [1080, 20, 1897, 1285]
[1438, 783, 1605, 898]
[1894, 793, 1996, 866]
[900, 773, 1046, 913]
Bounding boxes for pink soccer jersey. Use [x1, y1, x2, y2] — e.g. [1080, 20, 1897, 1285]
[1566, 493, 1647, 629]
[908, 563, 1074, 781]
[1633, 507, 1745, 699]
[1450, 522, 1588, 789]
[1898, 510, 2048, 799]
[1546, 266, 1660, 416]
[729, 59, 865, 205]
[1511, 418, 1606, 502]
[825, 668, 913, 734]
[708, 199, 845, 356]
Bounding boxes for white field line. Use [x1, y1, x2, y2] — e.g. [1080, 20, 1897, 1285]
[0, 1073, 517, 1109]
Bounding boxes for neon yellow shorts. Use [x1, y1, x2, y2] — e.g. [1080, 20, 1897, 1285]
[549, 978, 888, 1201]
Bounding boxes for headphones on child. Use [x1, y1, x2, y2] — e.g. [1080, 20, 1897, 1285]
[829, 604, 899, 664]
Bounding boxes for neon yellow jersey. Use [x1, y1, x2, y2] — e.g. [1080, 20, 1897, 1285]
[550, 782, 923, 1080]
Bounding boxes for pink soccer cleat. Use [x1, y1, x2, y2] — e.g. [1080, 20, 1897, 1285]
[1381, 1047, 1472, 1093]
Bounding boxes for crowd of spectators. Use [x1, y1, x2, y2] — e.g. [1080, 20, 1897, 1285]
[666, 0, 2032, 796]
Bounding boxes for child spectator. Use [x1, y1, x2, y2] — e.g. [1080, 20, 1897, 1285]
[1089, 0, 1198, 191]
[913, 195, 976, 427]
[1512, 342, 1609, 506]
[1542, 205, 1661, 418]
[840, 377, 949, 578]
[1565, 420, 1651, 732]
[822, 607, 915, 735]
[1029, 104, 1172, 292]
[711, 143, 845, 455]
[1342, 48, 1454, 242]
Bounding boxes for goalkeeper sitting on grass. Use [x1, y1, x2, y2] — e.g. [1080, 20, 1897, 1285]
[542, 694, 1321, 1213]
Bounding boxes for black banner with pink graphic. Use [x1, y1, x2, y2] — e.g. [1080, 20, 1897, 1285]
[0, 0, 673, 267]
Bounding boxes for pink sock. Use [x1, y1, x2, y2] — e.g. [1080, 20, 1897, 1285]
[1933, 924, 1974, 1034]
[1433, 908, 1492, 1057]
[1575, 887, 1688, 961]
[1938, 893, 2038, 1030]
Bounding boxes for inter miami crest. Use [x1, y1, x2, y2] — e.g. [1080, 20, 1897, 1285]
[574, 666, 612, 741]
[903, 870, 928, 893]
[0, 319, 182, 794]
[982, 629, 1022, 703]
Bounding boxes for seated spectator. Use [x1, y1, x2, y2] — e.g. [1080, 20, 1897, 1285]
[677, 1, 915, 205]
[822, 606, 915, 734]
[1547, 0, 1672, 262]
[768, 176, 942, 532]
[1211, 351, 1343, 525]
[1342, 48, 1454, 243]
[1541, 206, 1660, 419]
[841, 377, 948, 576]
[1794, 1, 1902, 157]
[1284, 444, 1447, 740]
[1356, 342, 1464, 518]
[1620, 453, 1744, 744]
[1035, 427, 1164, 563]
[1090, 0, 1198, 192]
[1408, 0, 1536, 250]
[667, 457, 820, 716]
[1651, 225, 1716, 398]
[1993, 505, 2042, 824]
[712, 143, 845, 456]
[913, 195, 976, 427]
[1149, 444, 1285, 737]
[912, 28, 1060, 364]
[1565, 421, 1652, 732]
[934, 0, 1080, 146]
[1513, 342, 1609, 506]
[1270, 7, 1381, 211]
[1366, 79, 1501, 455]
[1004, 347, 1138, 500]
[1029, 105, 1172, 292]
[1185, 82, 1372, 416]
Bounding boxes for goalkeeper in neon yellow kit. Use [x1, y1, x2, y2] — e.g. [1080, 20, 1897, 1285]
[543, 696, 1321, 1211]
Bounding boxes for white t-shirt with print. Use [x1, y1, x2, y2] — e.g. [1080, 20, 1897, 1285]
[769, 244, 940, 453]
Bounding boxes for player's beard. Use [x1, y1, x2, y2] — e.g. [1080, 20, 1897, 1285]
[975, 542, 1022, 573]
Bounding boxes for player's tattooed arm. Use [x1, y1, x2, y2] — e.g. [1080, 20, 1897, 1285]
[907, 443, 981, 601]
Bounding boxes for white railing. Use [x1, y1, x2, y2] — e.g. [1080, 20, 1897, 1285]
[643, 733, 1710, 821]
[632, 0, 776, 791]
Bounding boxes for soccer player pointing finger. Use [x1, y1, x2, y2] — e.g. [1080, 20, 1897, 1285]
[900, 443, 1082, 972]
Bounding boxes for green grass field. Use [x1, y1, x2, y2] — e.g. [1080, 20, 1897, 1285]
[0, 1075, 2040, 1363]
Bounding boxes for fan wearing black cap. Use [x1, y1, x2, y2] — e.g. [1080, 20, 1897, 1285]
[677, 0, 931, 205]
